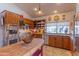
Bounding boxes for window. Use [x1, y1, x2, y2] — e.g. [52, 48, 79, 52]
[46, 26, 56, 33]
[57, 26, 69, 34]
[57, 22, 69, 34]
[46, 23, 57, 33]
[75, 21, 79, 34]
[46, 22, 69, 34]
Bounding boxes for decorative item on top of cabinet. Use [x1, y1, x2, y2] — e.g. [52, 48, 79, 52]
[19, 15, 25, 26]
[48, 16, 52, 22]
[54, 15, 60, 21]
[73, 15, 76, 19]
[62, 15, 66, 20]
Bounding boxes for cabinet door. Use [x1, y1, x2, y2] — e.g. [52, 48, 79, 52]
[24, 18, 34, 29]
[55, 35, 62, 48]
[62, 36, 72, 50]
[5, 11, 20, 24]
[48, 35, 56, 47]
[34, 34, 42, 38]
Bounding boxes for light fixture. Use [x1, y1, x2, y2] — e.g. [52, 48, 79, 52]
[54, 10, 58, 13]
[33, 8, 38, 11]
[38, 10, 42, 14]
[36, 11, 43, 16]
[34, 3, 43, 16]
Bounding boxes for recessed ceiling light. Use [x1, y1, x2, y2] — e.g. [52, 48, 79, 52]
[54, 10, 58, 13]
[33, 8, 38, 11]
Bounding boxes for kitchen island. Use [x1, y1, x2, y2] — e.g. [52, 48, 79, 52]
[0, 38, 44, 56]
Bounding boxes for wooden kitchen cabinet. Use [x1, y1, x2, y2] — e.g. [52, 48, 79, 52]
[24, 18, 34, 29]
[62, 36, 72, 50]
[48, 35, 63, 48]
[48, 35, 73, 50]
[34, 20, 45, 28]
[1, 10, 34, 28]
[75, 37, 79, 49]
[5, 11, 20, 25]
[55, 35, 63, 48]
[48, 35, 56, 47]
[33, 34, 42, 38]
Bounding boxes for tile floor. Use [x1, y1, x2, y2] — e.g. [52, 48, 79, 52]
[43, 45, 72, 56]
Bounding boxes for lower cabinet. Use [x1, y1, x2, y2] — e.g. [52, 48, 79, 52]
[62, 36, 71, 50]
[33, 34, 42, 38]
[49, 35, 56, 47]
[55, 35, 62, 48]
[75, 37, 79, 49]
[48, 35, 73, 50]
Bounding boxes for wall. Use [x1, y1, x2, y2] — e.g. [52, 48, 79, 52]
[76, 4, 79, 20]
[75, 3, 79, 50]
[33, 11, 75, 22]
[0, 3, 31, 19]
[47, 11, 75, 22]
[76, 4, 79, 12]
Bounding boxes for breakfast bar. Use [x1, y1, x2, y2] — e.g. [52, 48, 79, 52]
[0, 38, 44, 56]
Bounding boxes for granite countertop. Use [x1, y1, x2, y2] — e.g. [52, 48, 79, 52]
[46, 33, 71, 37]
[0, 38, 44, 56]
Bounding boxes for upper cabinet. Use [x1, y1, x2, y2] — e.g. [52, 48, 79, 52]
[24, 18, 34, 29]
[0, 10, 34, 28]
[34, 20, 45, 29]
[5, 11, 20, 25]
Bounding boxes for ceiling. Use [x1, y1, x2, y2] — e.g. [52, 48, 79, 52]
[14, 3, 76, 18]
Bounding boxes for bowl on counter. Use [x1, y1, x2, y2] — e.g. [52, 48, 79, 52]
[19, 29, 33, 43]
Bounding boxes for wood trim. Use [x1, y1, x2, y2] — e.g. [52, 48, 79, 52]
[41, 46, 43, 56]
[2, 10, 21, 16]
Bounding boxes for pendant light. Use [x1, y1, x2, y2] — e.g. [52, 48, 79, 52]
[36, 3, 43, 16]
